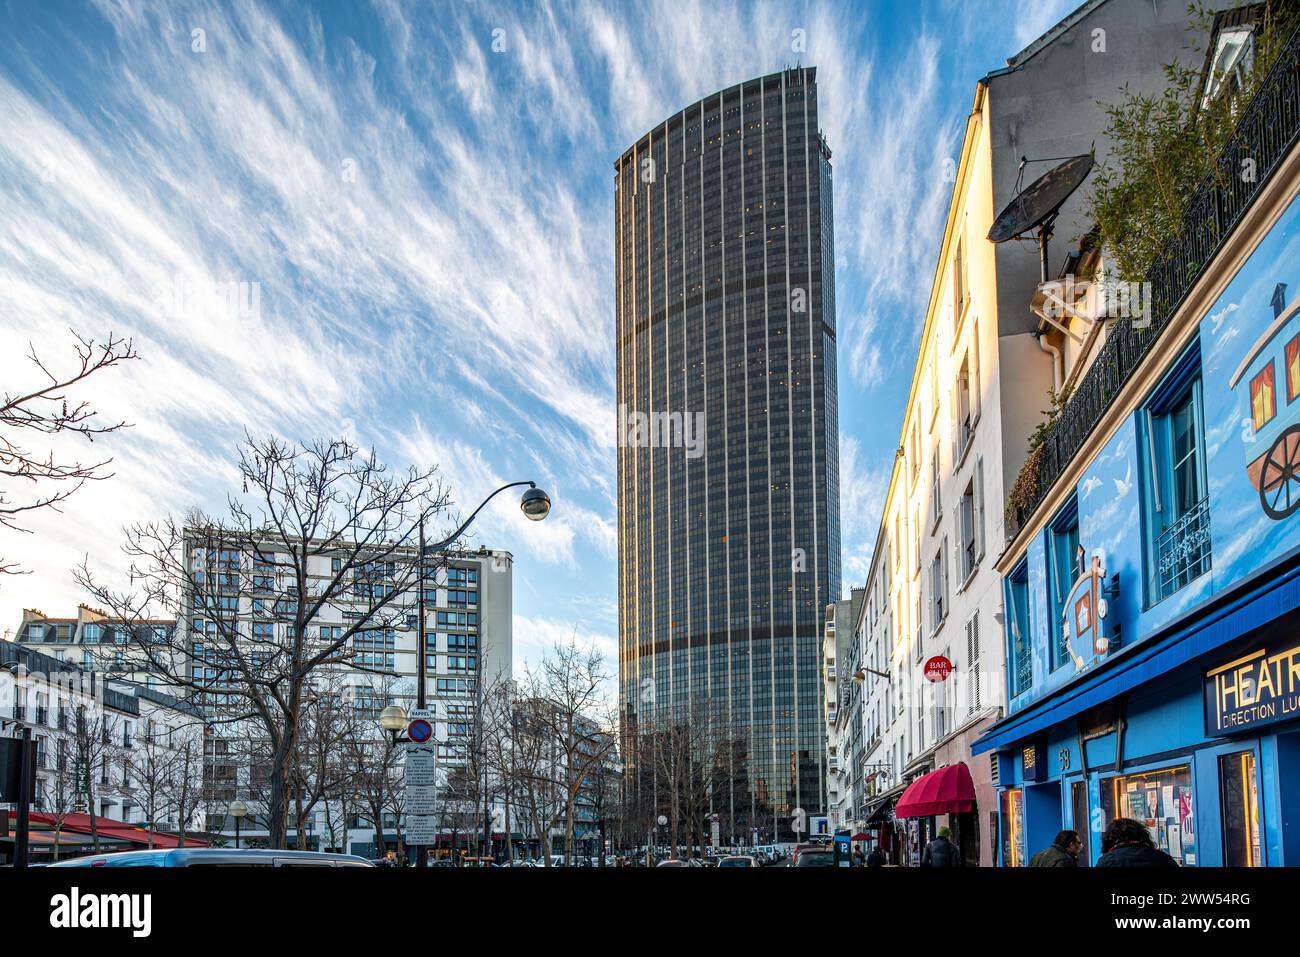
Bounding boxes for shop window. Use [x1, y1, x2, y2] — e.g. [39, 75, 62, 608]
[1100, 765, 1195, 866]
[1006, 560, 1032, 698]
[1219, 750, 1261, 867]
[1143, 356, 1210, 605]
[1000, 788, 1025, 867]
[1048, 498, 1080, 671]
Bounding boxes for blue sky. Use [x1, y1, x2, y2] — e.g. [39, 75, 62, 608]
[0, 0, 1076, 671]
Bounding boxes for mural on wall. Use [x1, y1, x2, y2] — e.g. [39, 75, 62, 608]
[1010, 191, 1300, 713]
[1202, 190, 1300, 584]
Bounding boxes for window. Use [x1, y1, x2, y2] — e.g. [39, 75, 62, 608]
[956, 353, 974, 457]
[959, 482, 977, 583]
[1100, 765, 1194, 866]
[952, 235, 968, 327]
[1250, 362, 1275, 431]
[1219, 750, 1261, 867]
[1144, 362, 1210, 603]
[1007, 560, 1032, 698]
[929, 541, 948, 633]
[965, 614, 981, 716]
[82, 623, 102, 645]
[1048, 498, 1080, 671]
[930, 445, 941, 529]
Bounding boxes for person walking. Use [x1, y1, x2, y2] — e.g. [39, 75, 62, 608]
[866, 845, 886, 868]
[1030, 829, 1082, 867]
[1096, 818, 1179, 867]
[920, 826, 960, 867]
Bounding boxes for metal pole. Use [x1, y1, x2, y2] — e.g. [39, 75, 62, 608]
[15, 727, 31, 868]
[234, 816, 241, 850]
[416, 518, 428, 869]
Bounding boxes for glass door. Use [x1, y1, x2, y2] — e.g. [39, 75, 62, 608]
[1219, 750, 1262, 867]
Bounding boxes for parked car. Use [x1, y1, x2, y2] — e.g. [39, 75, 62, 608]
[48, 848, 374, 867]
[790, 845, 834, 867]
[718, 855, 757, 868]
[656, 858, 691, 867]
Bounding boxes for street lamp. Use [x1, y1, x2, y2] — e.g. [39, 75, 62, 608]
[379, 705, 409, 744]
[227, 799, 248, 849]
[410, 480, 553, 869]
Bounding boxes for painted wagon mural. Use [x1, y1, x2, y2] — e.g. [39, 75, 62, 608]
[1228, 282, 1300, 520]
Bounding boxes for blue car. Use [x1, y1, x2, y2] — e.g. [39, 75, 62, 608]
[48, 848, 374, 867]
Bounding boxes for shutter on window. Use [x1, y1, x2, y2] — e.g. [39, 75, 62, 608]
[967, 613, 981, 714]
[975, 454, 986, 560]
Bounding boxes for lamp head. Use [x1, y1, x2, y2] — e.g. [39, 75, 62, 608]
[520, 486, 551, 522]
[379, 705, 409, 732]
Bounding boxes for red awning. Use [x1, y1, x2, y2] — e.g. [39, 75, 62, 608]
[894, 762, 976, 818]
[7, 811, 207, 849]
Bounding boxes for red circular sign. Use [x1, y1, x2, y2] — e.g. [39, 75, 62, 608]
[923, 656, 953, 682]
[408, 718, 433, 743]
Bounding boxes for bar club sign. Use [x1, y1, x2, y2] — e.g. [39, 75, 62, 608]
[1204, 638, 1300, 736]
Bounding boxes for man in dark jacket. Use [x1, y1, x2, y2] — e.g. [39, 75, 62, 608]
[920, 827, 960, 867]
[1030, 829, 1082, 867]
[1096, 818, 1179, 867]
[866, 846, 886, 867]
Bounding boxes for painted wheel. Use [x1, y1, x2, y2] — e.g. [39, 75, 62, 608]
[1260, 424, 1300, 520]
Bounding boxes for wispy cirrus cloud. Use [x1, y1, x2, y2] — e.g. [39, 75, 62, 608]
[0, 0, 1076, 666]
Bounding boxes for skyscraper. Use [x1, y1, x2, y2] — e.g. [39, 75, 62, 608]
[615, 67, 840, 842]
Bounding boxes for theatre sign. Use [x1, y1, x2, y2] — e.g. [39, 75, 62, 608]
[1204, 640, 1300, 736]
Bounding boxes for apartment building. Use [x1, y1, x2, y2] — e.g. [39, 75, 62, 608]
[976, 6, 1300, 867]
[0, 637, 204, 861]
[845, 0, 1225, 866]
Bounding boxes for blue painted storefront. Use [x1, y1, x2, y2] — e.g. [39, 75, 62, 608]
[975, 190, 1300, 866]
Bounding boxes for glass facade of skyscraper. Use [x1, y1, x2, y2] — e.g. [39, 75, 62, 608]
[615, 68, 840, 842]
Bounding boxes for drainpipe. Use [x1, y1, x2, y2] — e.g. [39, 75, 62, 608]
[1035, 331, 1063, 394]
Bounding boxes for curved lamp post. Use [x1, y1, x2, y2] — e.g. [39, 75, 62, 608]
[409, 481, 552, 868]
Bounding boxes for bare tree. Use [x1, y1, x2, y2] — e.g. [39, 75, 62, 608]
[71, 703, 114, 851]
[520, 637, 617, 864]
[75, 434, 449, 847]
[127, 717, 178, 848]
[0, 331, 137, 575]
[508, 695, 564, 863]
[164, 723, 206, 848]
[342, 724, 402, 860]
[40, 736, 80, 861]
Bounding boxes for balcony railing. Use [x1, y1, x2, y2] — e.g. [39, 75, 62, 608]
[1154, 496, 1212, 602]
[1008, 23, 1300, 536]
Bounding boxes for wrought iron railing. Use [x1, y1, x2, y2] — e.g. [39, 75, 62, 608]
[1154, 496, 1212, 602]
[1008, 23, 1300, 536]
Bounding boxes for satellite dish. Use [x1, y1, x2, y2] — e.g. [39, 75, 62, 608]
[988, 153, 1093, 282]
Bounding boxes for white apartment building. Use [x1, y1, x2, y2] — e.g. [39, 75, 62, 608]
[0, 637, 205, 861]
[177, 530, 513, 856]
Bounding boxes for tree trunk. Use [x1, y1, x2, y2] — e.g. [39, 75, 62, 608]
[267, 716, 298, 848]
